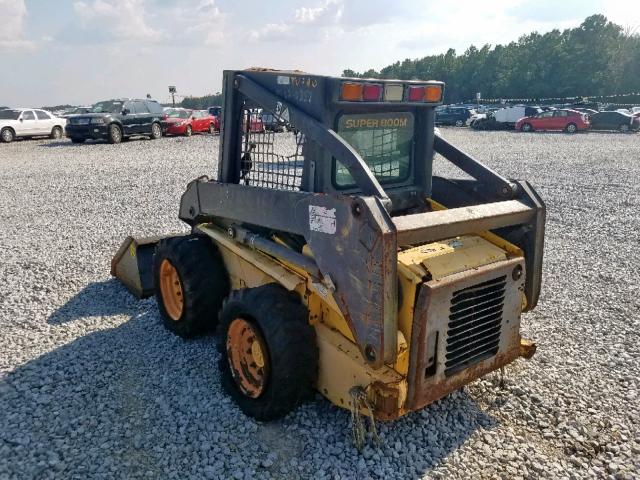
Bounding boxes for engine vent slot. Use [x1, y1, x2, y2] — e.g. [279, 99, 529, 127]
[444, 275, 506, 376]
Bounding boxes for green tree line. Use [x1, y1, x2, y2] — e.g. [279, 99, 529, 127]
[343, 15, 640, 103]
[180, 93, 223, 110]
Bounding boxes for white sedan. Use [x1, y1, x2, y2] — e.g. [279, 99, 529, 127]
[0, 108, 67, 143]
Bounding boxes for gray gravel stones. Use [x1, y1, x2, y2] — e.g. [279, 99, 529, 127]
[1, 130, 639, 479]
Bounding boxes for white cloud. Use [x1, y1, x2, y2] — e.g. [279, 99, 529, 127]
[0, 0, 33, 49]
[395, 1, 584, 57]
[63, 0, 226, 47]
[249, 23, 293, 42]
[161, 0, 226, 46]
[73, 0, 160, 42]
[251, 0, 344, 42]
[295, 0, 343, 25]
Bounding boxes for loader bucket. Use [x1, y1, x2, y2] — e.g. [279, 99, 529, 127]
[110, 235, 182, 298]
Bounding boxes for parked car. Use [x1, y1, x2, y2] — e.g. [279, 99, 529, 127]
[493, 105, 543, 127]
[435, 107, 474, 126]
[516, 109, 589, 133]
[570, 102, 600, 111]
[65, 99, 163, 144]
[163, 109, 218, 136]
[243, 112, 265, 133]
[468, 108, 500, 127]
[61, 106, 92, 117]
[472, 105, 542, 130]
[162, 108, 190, 135]
[572, 108, 598, 116]
[208, 106, 222, 118]
[193, 110, 218, 133]
[589, 111, 639, 133]
[261, 112, 286, 132]
[0, 108, 66, 143]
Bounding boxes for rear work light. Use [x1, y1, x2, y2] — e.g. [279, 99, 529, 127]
[384, 84, 404, 102]
[407, 85, 443, 103]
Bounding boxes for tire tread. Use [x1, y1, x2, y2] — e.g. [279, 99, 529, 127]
[154, 235, 229, 338]
[217, 284, 318, 421]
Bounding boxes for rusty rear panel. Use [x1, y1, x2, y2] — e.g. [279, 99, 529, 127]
[405, 257, 525, 411]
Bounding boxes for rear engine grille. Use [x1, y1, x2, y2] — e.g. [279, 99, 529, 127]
[444, 275, 506, 376]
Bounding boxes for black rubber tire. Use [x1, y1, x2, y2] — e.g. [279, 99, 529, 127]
[521, 122, 533, 132]
[184, 125, 192, 137]
[108, 124, 122, 144]
[455, 119, 464, 127]
[153, 235, 229, 338]
[70, 138, 85, 144]
[208, 123, 215, 134]
[150, 122, 162, 139]
[1, 127, 15, 143]
[217, 284, 318, 421]
[565, 123, 577, 134]
[50, 126, 63, 140]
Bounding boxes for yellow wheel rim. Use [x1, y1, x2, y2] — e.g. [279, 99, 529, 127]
[159, 259, 184, 321]
[226, 318, 269, 398]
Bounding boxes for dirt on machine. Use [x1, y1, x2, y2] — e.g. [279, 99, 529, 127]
[111, 68, 545, 445]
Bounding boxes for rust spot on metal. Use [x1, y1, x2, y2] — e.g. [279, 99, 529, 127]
[370, 381, 400, 419]
[405, 258, 526, 412]
[408, 348, 520, 412]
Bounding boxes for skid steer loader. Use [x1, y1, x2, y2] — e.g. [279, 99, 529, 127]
[112, 69, 544, 428]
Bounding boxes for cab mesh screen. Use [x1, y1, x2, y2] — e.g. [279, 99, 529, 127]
[239, 108, 304, 191]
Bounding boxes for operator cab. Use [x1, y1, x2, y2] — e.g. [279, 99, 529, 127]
[218, 70, 444, 215]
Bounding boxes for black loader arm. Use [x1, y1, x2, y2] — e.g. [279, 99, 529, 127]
[179, 180, 398, 369]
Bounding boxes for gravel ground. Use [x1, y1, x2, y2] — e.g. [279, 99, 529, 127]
[0, 129, 638, 480]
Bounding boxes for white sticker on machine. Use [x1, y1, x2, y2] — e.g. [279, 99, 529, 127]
[309, 205, 336, 234]
[277, 75, 290, 85]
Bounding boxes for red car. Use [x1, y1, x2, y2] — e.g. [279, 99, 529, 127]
[163, 109, 218, 136]
[516, 109, 589, 133]
[243, 112, 265, 133]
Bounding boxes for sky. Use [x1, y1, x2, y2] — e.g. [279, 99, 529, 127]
[1, 0, 639, 107]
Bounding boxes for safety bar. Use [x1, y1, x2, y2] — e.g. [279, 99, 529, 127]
[393, 200, 534, 245]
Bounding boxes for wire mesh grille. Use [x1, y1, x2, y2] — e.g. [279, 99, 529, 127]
[444, 275, 506, 377]
[240, 108, 305, 191]
[335, 129, 404, 184]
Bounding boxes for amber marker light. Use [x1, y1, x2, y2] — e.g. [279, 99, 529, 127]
[341, 82, 364, 101]
[424, 85, 443, 102]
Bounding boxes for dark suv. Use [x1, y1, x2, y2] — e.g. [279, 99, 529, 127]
[65, 99, 163, 144]
[435, 106, 474, 126]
